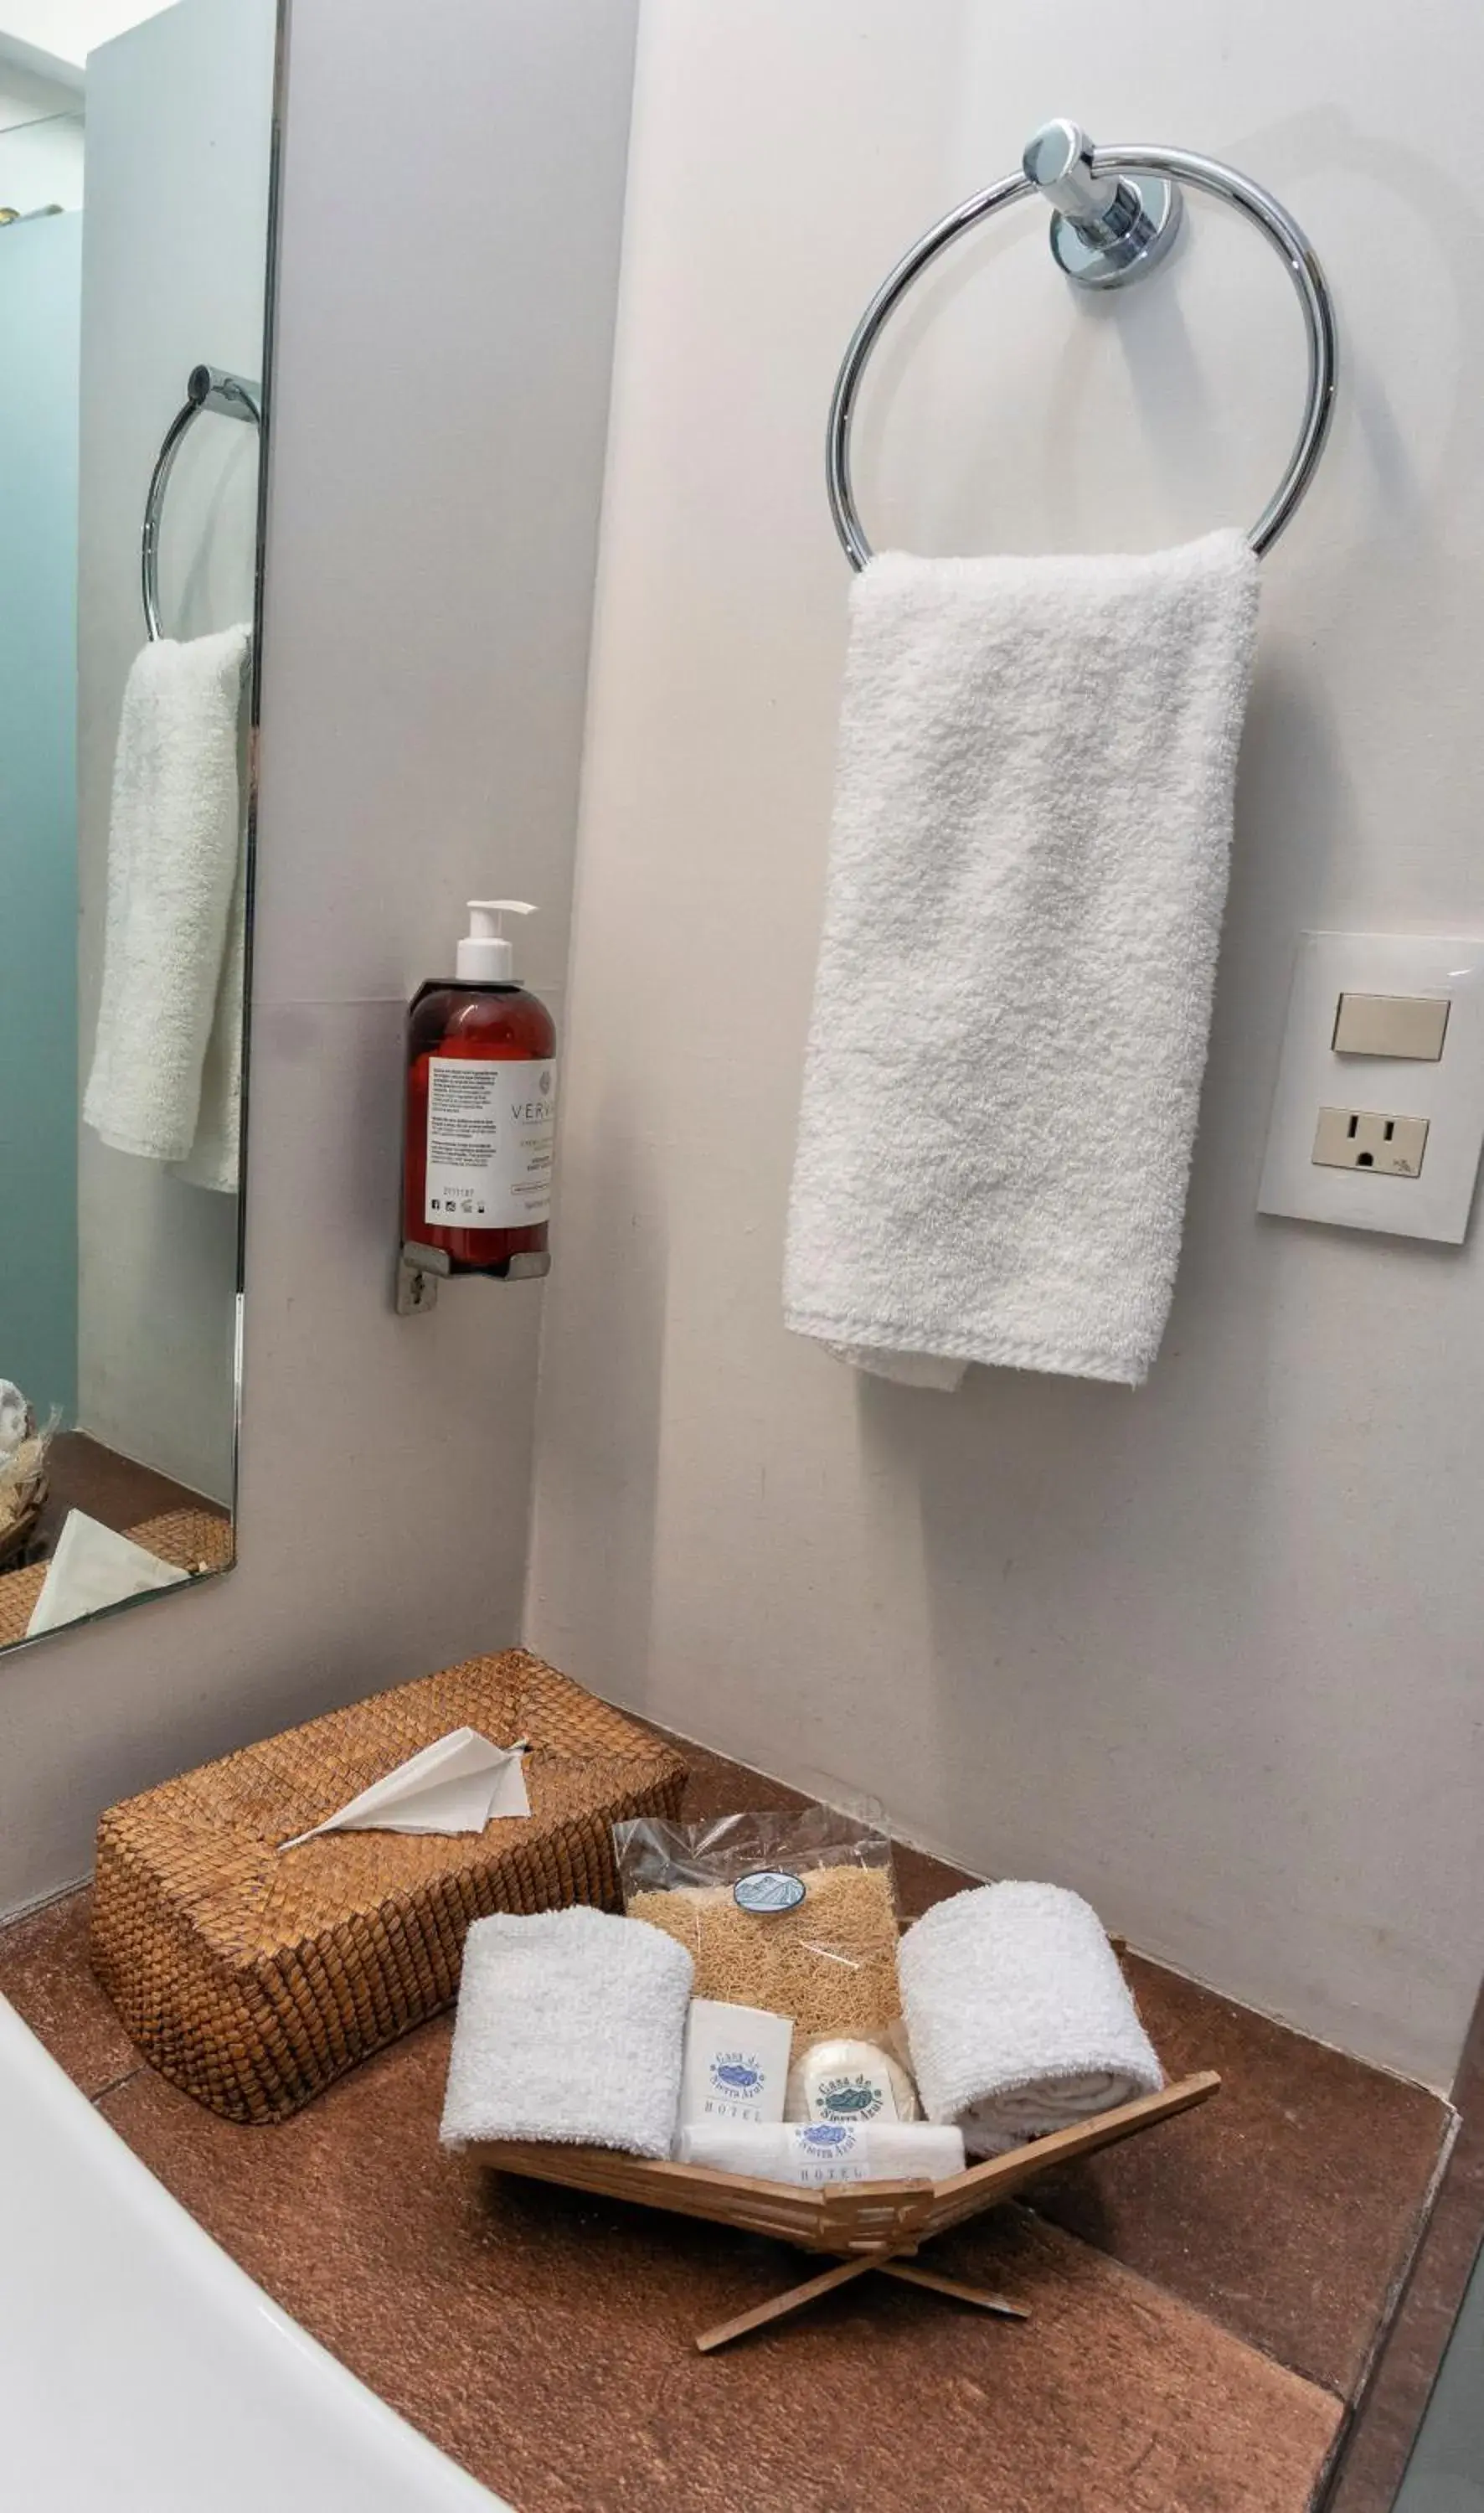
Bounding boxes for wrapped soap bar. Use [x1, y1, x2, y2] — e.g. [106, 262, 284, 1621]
[678, 1997, 793, 2129]
[786, 2036, 920, 2127]
[678, 2120, 964, 2186]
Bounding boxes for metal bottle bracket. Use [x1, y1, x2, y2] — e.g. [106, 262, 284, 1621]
[396, 1242, 551, 1316]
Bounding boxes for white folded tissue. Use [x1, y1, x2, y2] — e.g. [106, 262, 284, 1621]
[25, 1509, 189, 1638]
[677, 2121, 965, 2186]
[440, 1907, 694, 2160]
[898, 1881, 1163, 2158]
[278, 1728, 531, 1850]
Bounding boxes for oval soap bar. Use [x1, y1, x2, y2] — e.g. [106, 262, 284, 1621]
[786, 2038, 920, 2126]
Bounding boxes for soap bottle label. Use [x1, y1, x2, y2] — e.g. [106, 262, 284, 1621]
[424, 1056, 557, 1227]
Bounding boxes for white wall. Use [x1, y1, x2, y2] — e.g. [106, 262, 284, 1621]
[75, 0, 275, 1499]
[0, 0, 637, 1909]
[2, 4, 171, 74]
[529, 0, 1484, 2086]
[0, 57, 83, 208]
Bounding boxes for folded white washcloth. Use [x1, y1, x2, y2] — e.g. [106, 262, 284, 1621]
[84, 626, 250, 1175]
[784, 534, 1260, 1388]
[440, 1906, 693, 2160]
[898, 1881, 1162, 2157]
[677, 2120, 964, 2185]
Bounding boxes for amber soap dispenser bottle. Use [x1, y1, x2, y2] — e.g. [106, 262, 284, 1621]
[403, 900, 558, 1276]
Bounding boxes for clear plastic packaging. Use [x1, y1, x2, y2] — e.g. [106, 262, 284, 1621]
[614, 1809, 901, 2045]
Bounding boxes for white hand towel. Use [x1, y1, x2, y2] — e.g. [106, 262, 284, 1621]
[25, 1509, 189, 1637]
[784, 534, 1259, 1388]
[84, 626, 250, 1173]
[440, 1906, 694, 2160]
[677, 2120, 964, 2185]
[898, 1881, 1162, 2158]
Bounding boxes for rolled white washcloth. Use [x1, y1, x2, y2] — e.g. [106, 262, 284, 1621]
[678, 2121, 964, 2185]
[899, 1881, 1162, 2158]
[440, 1907, 693, 2160]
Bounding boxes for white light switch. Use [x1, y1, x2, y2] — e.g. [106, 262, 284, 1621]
[1332, 992, 1450, 1060]
[1260, 934, 1484, 1244]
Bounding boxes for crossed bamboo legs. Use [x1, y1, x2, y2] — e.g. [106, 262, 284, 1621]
[695, 2243, 1029, 2352]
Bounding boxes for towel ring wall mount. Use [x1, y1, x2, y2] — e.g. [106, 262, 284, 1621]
[827, 119, 1338, 567]
[141, 363, 262, 642]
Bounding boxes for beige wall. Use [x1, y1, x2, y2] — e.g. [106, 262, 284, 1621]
[529, 0, 1484, 2085]
[0, 0, 636, 1912]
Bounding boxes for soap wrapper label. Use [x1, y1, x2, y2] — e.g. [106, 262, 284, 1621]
[425, 1056, 557, 1228]
[779, 2123, 874, 2185]
[678, 1998, 793, 2128]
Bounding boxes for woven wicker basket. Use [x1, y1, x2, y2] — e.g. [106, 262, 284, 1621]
[91, 1649, 688, 2124]
[0, 1506, 232, 1650]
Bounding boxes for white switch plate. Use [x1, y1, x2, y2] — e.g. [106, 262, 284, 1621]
[1259, 933, 1484, 1243]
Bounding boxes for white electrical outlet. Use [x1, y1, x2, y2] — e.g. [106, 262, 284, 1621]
[1311, 1108, 1429, 1176]
[1260, 934, 1484, 1244]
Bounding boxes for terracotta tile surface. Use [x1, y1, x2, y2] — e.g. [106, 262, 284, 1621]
[668, 1732, 813, 1822]
[1030, 1953, 1452, 2402]
[0, 1890, 140, 2096]
[97, 2020, 1341, 2513]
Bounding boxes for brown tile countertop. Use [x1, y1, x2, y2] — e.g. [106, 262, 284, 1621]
[0, 1731, 1458, 2513]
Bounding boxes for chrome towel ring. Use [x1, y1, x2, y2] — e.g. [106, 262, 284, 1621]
[827, 118, 1337, 568]
[141, 363, 262, 641]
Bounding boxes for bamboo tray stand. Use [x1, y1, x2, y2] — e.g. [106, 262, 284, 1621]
[471, 2067, 1220, 2350]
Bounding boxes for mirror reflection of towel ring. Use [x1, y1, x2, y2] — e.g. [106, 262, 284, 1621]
[826, 121, 1338, 568]
[141, 363, 262, 641]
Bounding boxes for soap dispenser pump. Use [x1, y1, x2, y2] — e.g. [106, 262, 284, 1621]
[402, 900, 559, 1282]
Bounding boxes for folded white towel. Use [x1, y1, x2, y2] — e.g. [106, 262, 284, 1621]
[898, 1881, 1162, 2157]
[784, 534, 1260, 1388]
[440, 1906, 693, 2160]
[84, 626, 250, 1175]
[677, 2120, 964, 2185]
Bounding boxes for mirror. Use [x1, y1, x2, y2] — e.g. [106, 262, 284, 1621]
[0, 0, 276, 1649]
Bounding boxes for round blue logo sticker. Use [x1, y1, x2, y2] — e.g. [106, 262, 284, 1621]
[799, 2123, 853, 2150]
[733, 1867, 806, 1914]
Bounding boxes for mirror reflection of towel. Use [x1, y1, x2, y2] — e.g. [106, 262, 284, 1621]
[83, 626, 250, 1188]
